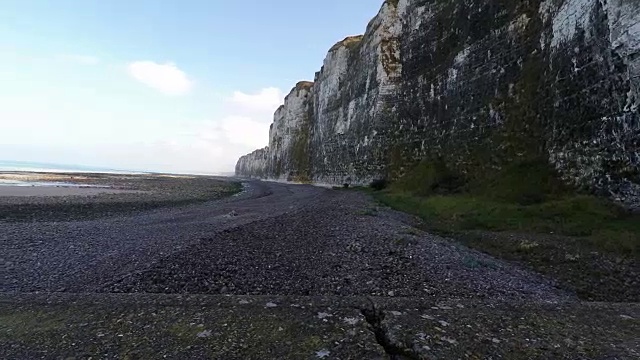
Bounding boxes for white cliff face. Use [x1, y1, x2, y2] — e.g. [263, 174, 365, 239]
[310, 0, 403, 185]
[268, 82, 314, 181]
[236, 82, 314, 181]
[238, 1, 404, 183]
[374, 2, 403, 94]
[540, 0, 640, 203]
[236, 0, 639, 206]
[543, 0, 639, 102]
[235, 147, 268, 178]
[606, 0, 640, 112]
[545, 0, 595, 48]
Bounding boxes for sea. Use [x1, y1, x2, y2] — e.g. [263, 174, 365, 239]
[0, 160, 145, 174]
[0, 160, 146, 188]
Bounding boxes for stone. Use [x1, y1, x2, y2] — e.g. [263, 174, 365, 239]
[236, 0, 640, 207]
[317, 312, 333, 319]
[197, 330, 212, 338]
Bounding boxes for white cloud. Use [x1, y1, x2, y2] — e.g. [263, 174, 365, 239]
[136, 114, 270, 173]
[177, 116, 269, 152]
[55, 54, 100, 65]
[227, 87, 284, 111]
[0, 82, 282, 174]
[127, 61, 193, 95]
[220, 116, 271, 148]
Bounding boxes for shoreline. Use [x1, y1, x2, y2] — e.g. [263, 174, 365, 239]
[0, 171, 242, 222]
[0, 171, 145, 196]
[0, 186, 145, 197]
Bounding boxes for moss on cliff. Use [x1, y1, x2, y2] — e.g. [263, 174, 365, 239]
[385, 0, 399, 8]
[273, 137, 284, 177]
[390, 158, 465, 196]
[472, 160, 570, 204]
[495, 0, 547, 163]
[290, 117, 312, 183]
[380, 39, 401, 76]
[294, 81, 314, 95]
[391, 156, 568, 203]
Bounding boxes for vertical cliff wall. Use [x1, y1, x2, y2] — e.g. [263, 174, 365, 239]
[310, 1, 403, 185]
[236, 0, 640, 204]
[235, 147, 268, 179]
[267, 81, 315, 182]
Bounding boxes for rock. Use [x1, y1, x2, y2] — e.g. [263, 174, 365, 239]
[225, 211, 238, 218]
[343, 317, 360, 325]
[317, 312, 333, 319]
[441, 337, 458, 345]
[316, 349, 331, 358]
[235, 0, 640, 206]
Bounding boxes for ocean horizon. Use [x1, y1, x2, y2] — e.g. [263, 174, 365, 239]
[0, 160, 234, 177]
[0, 160, 147, 175]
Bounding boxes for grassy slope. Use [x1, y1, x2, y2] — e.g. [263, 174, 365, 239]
[370, 160, 640, 301]
[376, 193, 640, 255]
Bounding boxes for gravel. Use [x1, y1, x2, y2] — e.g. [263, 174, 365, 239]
[4, 179, 637, 359]
[1, 181, 312, 292]
[99, 183, 569, 302]
[2, 177, 569, 302]
[0, 173, 242, 222]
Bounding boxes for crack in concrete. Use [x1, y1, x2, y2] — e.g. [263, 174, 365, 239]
[359, 300, 421, 360]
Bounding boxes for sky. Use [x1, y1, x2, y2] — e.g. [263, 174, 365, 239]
[0, 1, 382, 174]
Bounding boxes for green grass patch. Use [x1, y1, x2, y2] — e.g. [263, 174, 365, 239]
[467, 160, 570, 205]
[377, 157, 639, 256]
[375, 192, 640, 256]
[390, 158, 465, 197]
[375, 158, 639, 300]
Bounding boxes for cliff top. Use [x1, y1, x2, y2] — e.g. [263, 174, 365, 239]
[329, 35, 364, 52]
[295, 81, 314, 90]
[277, 81, 315, 104]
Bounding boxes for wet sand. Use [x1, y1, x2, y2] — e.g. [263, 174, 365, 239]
[0, 171, 241, 222]
[0, 186, 143, 197]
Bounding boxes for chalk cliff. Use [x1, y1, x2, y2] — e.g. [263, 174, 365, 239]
[236, 0, 640, 205]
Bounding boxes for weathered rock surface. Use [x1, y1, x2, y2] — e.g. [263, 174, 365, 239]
[236, 0, 640, 205]
[235, 147, 269, 179]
